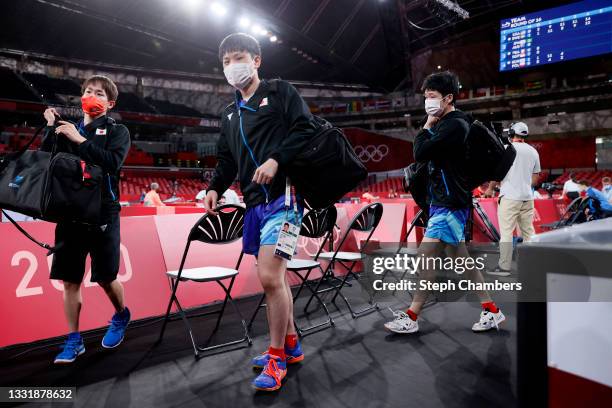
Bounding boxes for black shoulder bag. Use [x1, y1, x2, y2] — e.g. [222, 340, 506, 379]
[0, 125, 103, 253]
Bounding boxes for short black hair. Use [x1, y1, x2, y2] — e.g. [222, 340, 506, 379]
[219, 33, 261, 62]
[421, 71, 460, 104]
[82, 75, 119, 101]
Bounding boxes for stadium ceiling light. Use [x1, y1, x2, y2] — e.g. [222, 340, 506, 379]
[239, 17, 250, 28]
[211, 2, 227, 16]
[433, 0, 469, 19]
[251, 24, 263, 35]
[270, 35, 278, 42]
[184, 0, 201, 11]
[437, 65, 442, 69]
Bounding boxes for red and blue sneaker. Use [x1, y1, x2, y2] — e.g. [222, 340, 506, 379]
[251, 341, 304, 369]
[252, 356, 287, 391]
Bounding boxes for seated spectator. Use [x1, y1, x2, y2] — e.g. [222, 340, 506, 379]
[195, 189, 207, 202]
[361, 187, 378, 201]
[577, 180, 612, 213]
[388, 188, 399, 199]
[143, 183, 165, 207]
[602, 176, 612, 202]
[222, 188, 241, 205]
[562, 172, 580, 201]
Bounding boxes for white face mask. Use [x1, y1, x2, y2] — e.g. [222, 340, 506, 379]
[224, 62, 255, 89]
[424, 97, 446, 117]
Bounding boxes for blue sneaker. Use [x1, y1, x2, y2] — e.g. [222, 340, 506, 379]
[54, 333, 85, 364]
[252, 341, 304, 369]
[252, 356, 287, 391]
[102, 307, 130, 349]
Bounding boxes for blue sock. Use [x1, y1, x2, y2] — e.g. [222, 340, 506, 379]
[68, 332, 81, 340]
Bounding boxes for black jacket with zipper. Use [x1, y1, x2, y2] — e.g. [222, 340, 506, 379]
[208, 79, 317, 208]
[413, 110, 472, 209]
[40, 115, 131, 223]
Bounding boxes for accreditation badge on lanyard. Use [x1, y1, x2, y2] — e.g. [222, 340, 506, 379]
[274, 178, 300, 260]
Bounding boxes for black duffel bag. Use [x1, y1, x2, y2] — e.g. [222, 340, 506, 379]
[0, 126, 103, 250]
[287, 116, 368, 209]
[402, 161, 430, 220]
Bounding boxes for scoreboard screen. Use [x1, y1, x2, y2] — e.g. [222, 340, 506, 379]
[500, 0, 612, 72]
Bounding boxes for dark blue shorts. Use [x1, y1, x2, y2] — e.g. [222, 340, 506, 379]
[243, 195, 304, 256]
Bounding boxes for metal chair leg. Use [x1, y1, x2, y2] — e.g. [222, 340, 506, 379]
[290, 267, 334, 336]
[173, 297, 200, 358]
[247, 294, 266, 329]
[157, 276, 252, 359]
[303, 265, 338, 313]
[330, 261, 379, 319]
[157, 276, 182, 344]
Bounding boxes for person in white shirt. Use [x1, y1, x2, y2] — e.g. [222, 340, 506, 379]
[197, 188, 241, 205]
[532, 189, 544, 199]
[562, 172, 580, 200]
[494, 122, 541, 274]
[195, 189, 207, 202]
[222, 188, 241, 205]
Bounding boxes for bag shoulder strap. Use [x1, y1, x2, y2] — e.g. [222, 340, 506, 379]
[1, 210, 59, 254]
[0, 125, 46, 173]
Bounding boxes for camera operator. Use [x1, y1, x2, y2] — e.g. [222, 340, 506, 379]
[41, 75, 131, 364]
[491, 122, 541, 275]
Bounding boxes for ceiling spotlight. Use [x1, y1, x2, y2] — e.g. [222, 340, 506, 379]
[433, 0, 469, 19]
[184, 0, 201, 11]
[437, 65, 442, 69]
[297, 50, 303, 55]
[251, 24, 262, 35]
[211, 2, 227, 16]
[239, 17, 250, 28]
[291, 47, 297, 51]
[259, 28, 269, 36]
[270, 35, 278, 42]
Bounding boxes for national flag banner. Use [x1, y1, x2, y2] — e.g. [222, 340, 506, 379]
[376, 99, 391, 110]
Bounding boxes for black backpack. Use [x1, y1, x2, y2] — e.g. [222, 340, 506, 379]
[288, 116, 368, 209]
[464, 118, 516, 189]
[0, 125, 103, 252]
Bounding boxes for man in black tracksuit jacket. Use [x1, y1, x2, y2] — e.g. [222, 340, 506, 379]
[384, 71, 505, 336]
[413, 110, 472, 209]
[205, 33, 316, 392]
[207, 78, 316, 209]
[41, 75, 131, 365]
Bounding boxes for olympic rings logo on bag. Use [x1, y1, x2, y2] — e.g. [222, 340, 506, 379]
[354, 145, 389, 163]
